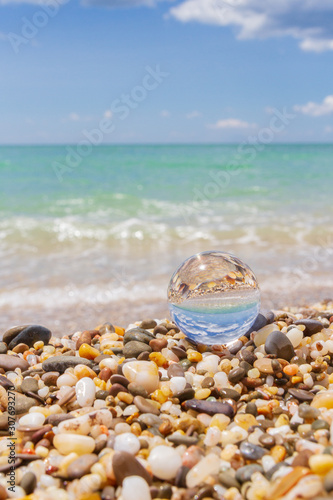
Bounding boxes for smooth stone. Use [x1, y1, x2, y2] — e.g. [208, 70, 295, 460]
[0, 374, 15, 390]
[167, 363, 185, 378]
[42, 355, 93, 372]
[114, 432, 141, 455]
[298, 404, 320, 420]
[312, 419, 330, 430]
[295, 319, 323, 336]
[13, 393, 37, 414]
[134, 396, 159, 415]
[101, 486, 115, 500]
[110, 374, 130, 387]
[53, 433, 95, 455]
[239, 441, 266, 460]
[57, 387, 76, 406]
[175, 466, 190, 488]
[324, 468, 333, 493]
[46, 414, 75, 426]
[220, 388, 241, 401]
[148, 445, 182, 480]
[219, 471, 241, 490]
[288, 388, 314, 401]
[109, 383, 128, 397]
[167, 433, 199, 446]
[0, 343, 7, 354]
[228, 367, 246, 384]
[124, 328, 155, 345]
[19, 412, 45, 427]
[75, 377, 96, 407]
[253, 325, 279, 347]
[2, 325, 30, 345]
[311, 390, 333, 409]
[186, 454, 220, 488]
[122, 475, 151, 500]
[59, 409, 112, 434]
[112, 451, 152, 485]
[169, 376, 187, 395]
[265, 331, 295, 361]
[246, 313, 268, 337]
[286, 328, 304, 348]
[127, 383, 149, 399]
[123, 361, 159, 394]
[20, 471, 37, 495]
[140, 319, 157, 330]
[229, 340, 243, 355]
[171, 346, 187, 359]
[150, 338, 168, 352]
[235, 464, 264, 483]
[66, 454, 98, 479]
[0, 354, 29, 372]
[176, 388, 195, 402]
[12, 343, 30, 354]
[183, 399, 235, 418]
[21, 378, 39, 394]
[41, 371, 60, 386]
[123, 341, 152, 359]
[259, 434, 276, 448]
[138, 413, 162, 427]
[8, 325, 51, 349]
[254, 358, 274, 375]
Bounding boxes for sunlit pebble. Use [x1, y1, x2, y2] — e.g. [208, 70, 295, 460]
[19, 412, 45, 427]
[114, 433, 141, 455]
[148, 445, 182, 480]
[204, 427, 221, 447]
[304, 373, 314, 388]
[266, 375, 274, 386]
[38, 386, 49, 398]
[122, 475, 151, 500]
[115, 423, 131, 434]
[214, 371, 229, 388]
[169, 376, 186, 395]
[75, 377, 96, 407]
[122, 404, 139, 416]
[57, 373, 78, 388]
[197, 413, 212, 427]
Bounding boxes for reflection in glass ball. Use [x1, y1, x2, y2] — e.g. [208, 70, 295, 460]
[168, 251, 260, 345]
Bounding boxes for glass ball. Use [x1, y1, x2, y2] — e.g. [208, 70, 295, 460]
[168, 251, 260, 345]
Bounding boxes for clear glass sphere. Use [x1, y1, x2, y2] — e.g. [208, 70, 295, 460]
[168, 251, 260, 345]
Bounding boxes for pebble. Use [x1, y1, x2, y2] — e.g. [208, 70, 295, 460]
[311, 390, 333, 409]
[0, 354, 29, 372]
[133, 395, 159, 415]
[140, 319, 157, 330]
[228, 367, 246, 383]
[167, 363, 185, 378]
[13, 392, 37, 414]
[265, 331, 295, 361]
[239, 441, 267, 460]
[309, 454, 333, 475]
[42, 355, 93, 372]
[114, 433, 141, 455]
[19, 412, 45, 427]
[112, 451, 152, 485]
[21, 377, 39, 394]
[122, 475, 151, 500]
[148, 445, 182, 480]
[324, 468, 333, 493]
[254, 357, 274, 374]
[123, 341, 152, 358]
[288, 388, 314, 401]
[286, 328, 304, 348]
[8, 325, 51, 349]
[295, 319, 323, 336]
[76, 377, 96, 407]
[236, 464, 264, 483]
[186, 454, 220, 488]
[169, 376, 186, 395]
[0, 342, 7, 354]
[66, 454, 98, 479]
[122, 361, 159, 394]
[2, 324, 30, 345]
[254, 325, 278, 347]
[20, 471, 37, 495]
[183, 399, 235, 418]
[53, 434, 96, 455]
[124, 328, 155, 345]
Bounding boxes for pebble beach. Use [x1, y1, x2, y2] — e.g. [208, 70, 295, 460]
[0, 302, 333, 499]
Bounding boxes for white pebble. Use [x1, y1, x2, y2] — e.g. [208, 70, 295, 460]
[262, 455, 276, 472]
[148, 445, 182, 480]
[186, 454, 221, 488]
[196, 355, 220, 374]
[286, 328, 303, 348]
[204, 427, 221, 447]
[122, 361, 159, 394]
[57, 373, 78, 388]
[214, 371, 229, 388]
[75, 377, 96, 407]
[169, 376, 186, 395]
[38, 386, 49, 398]
[114, 433, 140, 455]
[19, 412, 45, 427]
[122, 476, 151, 500]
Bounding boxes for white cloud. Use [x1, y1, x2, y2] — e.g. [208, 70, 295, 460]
[294, 95, 333, 117]
[160, 110, 171, 117]
[82, 0, 166, 7]
[186, 110, 202, 119]
[207, 118, 256, 129]
[324, 125, 333, 133]
[104, 109, 112, 119]
[169, 0, 333, 52]
[68, 112, 80, 121]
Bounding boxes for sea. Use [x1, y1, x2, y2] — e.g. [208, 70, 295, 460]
[1, 144, 332, 333]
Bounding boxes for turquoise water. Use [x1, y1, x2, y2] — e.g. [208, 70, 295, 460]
[169, 293, 261, 344]
[0, 144, 332, 329]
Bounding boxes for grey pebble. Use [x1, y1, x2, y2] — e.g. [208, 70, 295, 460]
[265, 331, 295, 361]
[123, 341, 152, 358]
[42, 355, 93, 373]
[239, 441, 267, 460]
[20, 472, 37, 495]
[235, 464, 264, 483]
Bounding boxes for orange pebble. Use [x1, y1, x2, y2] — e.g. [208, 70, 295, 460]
[271, 445, 287, 462]
[283, 364, 299, 377]
[78, 343, 100, 360]
[114, 326, 125, 336]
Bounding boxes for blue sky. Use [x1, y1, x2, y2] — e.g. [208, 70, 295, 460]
[0, 0, 332, 144]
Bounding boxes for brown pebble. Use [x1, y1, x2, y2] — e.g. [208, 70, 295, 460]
[110, 374, 130, 387]
[171, 346, 187, 359]
[292, 449, 313, 467]
[150, 338, 168, 352]
[167, 363, 185, 378]
[99, 367, 112, 382]
[112, 451, 152, 485]
[12, 343, 29, 354]
[57, 387, 76, 406]
[76, 330, 97, 349]
[140, 319, 157, 330]
[133, 395, 160, 415]
[67, 454, 98, 479]
[109, 383, 128, 397]
[41, 372, 60, 386]
[202, 377, 215, 388]
[153, 325, 168, 335]
[254, 358, 274, 374]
